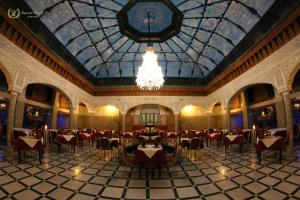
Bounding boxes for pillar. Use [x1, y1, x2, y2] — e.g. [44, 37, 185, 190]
[14, 94, 25, 128]
[7, 90, 19, 146]
[174, 113, 179, 132]
[69, 106, 75, 130]
[226, 108, 231, 131]
[121, 114, 125, 132]
[275, 96, 286, 128]
[281, 91, 293, 149]
[51, 91, 59, 129]
[241, 91, 248, 128]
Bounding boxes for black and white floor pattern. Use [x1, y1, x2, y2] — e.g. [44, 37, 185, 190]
[0, 143, 300, 200]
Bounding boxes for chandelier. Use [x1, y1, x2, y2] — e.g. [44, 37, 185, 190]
[136, 12, 164, 90]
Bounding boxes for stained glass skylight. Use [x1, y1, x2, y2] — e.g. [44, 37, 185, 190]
[24, 0, 275, 78]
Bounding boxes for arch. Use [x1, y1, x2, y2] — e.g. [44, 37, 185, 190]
[226, 83, 278, 109]
[287, 62, 300, 91]
[21, 83, 73, 109]
[77, 101, 93, 112]
[126, 103, 175, 114]
[0, 62, 13, 91]
[207, 101, 223, 112]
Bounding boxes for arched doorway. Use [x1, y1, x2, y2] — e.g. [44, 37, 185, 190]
[291, 70, 300, 141]
[180, 105, 206, 130]
[126, 104, 174, 131]
[228, 84, 277, 129]
[0, 70, 9, 142]
[22, 83, 72, 129]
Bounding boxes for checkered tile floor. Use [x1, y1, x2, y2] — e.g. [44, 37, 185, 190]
[0, 142, 300, 200]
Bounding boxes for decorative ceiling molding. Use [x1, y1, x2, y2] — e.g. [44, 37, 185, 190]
[0, 5, 299, 96]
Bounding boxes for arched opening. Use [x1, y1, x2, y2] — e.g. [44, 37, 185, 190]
[228, 84, 277, 129]
[93, 104, 120, 130]
[76, 102, 90, 129]
[22, 83, 72, 129]
[180, 105, 206, 130]
[210, 102, 226, 129]
[126, 104, 174, 131]
[0, 70, 9, 143]
[291, 70, 300, 141]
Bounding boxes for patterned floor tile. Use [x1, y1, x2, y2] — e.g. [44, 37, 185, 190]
[124, 188, 146, 199]
[13, 189, 40, 200]
[149, 188, 176, 199]
[0, 143, 299, 200]
[259, 189, 287, 200]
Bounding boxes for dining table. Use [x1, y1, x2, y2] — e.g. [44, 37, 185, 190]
[135, 144, 166, 178]
[256, 136, 284, 164]
[57, 134, 76, 154]
[223, 135, 245, 153]
[14, 135, 45, 164]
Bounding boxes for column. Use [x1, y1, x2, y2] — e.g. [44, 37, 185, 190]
[241, 91, 248, 128]
[69, 106, 75, 130]
[121, 114, 126, 132]
[51, 91, 59, 129]
[226, 108, 231, 131]
[14, 94, 25, 128]
[281, 91, 293, 149]
[174, 113, 179, 132]
[7, 90, 19, 146]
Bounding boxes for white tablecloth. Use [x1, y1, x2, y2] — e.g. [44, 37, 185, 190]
[62, 135, 75, 142]
[226, 135, 239, 142]
[48, 129, 58, 132]
[19, 136, 39, 148]
[208, 133, 219, 138]
[242, 129, 252, 132]
[13, 128, 32, 135]
[258, 136, 281, 148]
[138, 144, 162, 159]
[268, 128, 287, 135]
[166, 132, 178, 137]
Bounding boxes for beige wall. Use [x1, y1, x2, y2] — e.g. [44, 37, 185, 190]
[1, 34, 300, 132]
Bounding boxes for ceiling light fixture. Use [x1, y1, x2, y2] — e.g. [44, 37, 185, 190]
[136, 12, 164, 90]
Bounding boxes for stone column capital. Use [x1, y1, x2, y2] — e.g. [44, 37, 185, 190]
[281, 90, 291, 96]
[9, 90, 19, 96]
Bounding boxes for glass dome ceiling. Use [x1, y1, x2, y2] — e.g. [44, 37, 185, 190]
[24, 0, 275, 79]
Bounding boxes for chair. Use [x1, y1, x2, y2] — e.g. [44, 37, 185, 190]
[96, 137, 114, 159]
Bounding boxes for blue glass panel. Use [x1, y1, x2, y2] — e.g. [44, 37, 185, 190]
[89, 30, 105, 43]
[178, 1, 205, 11]
[216, 20, 245, 45]
[76, 47, 98, 64]
[202, 47, 223, 64]
[72, 2, 96, 17]
[120, 62, 134, 77]
[85, 56, 103, 70]
[184, 7, 204, 18]
[102, 47, 114, 61]
[204, 2, 228, 18]
[67, 35, 91, 56]
[95, 0, 122, 11]
[81, 18, 100, 31]
[25, 0, 276, 78]
[166, 62, 180, 77]
[209, 35, 234, 56]
[127, 2, 173, 33]
[226, 2, 259, 32]
[197, 56, 215, 71]
[55, 20, 84, 45]
[180, 63, 193, 77]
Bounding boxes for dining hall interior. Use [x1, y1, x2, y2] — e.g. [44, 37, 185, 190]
[0, 0, 300, 199]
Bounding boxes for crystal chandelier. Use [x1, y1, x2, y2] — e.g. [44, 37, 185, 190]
[136, 12, 164, 90]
